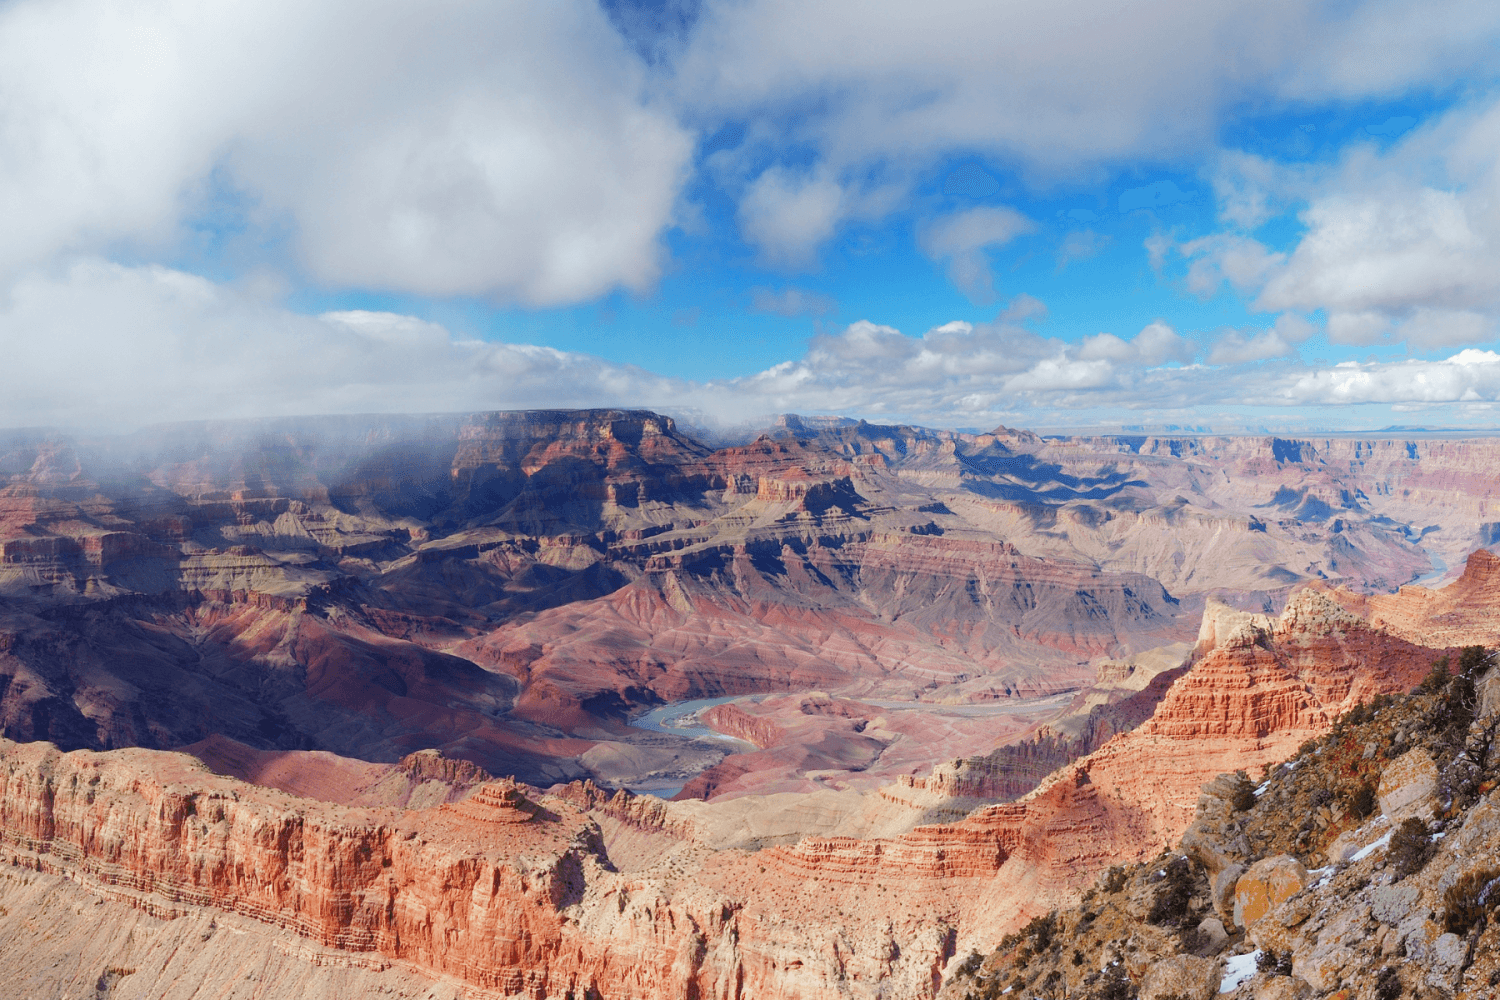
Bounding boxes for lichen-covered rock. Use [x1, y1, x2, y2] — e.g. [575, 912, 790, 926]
[1253, 976, 1311, 1000]
[1379, 748, 1439, 822]
[1370, 882, 1419, 925]
[1233, 856, 1310, 929]
[1140, 954, 1219, 1000]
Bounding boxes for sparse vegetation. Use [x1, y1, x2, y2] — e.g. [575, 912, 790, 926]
[1441, 866, 1500, 935]
[1255, 950, 1293, 976]
[1347, 779, 1378, 819]
[1229, 770, 1257, 811]
[951, 644, 1500, 1000]
[1089, 964, 1136, 1000]
[1147, 856, 1194, 927]
[1388, 817, 1436, 880]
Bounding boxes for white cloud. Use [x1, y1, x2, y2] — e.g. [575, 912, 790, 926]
[999, 293, 1049, 324]
[1078, 321, 1193, 366]
[0, 258, 685, 430]
[918, 206, 1036, 302]
[0, 0, 693, 305]
[1178, 235, 1285, 298]
[1208, 329, 1296, 365]
[1180, 97, 1500, 351]
[676, 0, 1500, 262]
[7, 263, 1500, 434]
[1278, 350, 1500, 405]
[737, 167, 845, 266]
[1257, 187, 1487, 316]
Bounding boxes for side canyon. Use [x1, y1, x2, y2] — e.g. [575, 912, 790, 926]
[0, 410, 1497, 998]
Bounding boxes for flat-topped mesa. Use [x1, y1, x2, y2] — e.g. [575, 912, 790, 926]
[453, 409, 691, 470]
[397, 747, 493, 785]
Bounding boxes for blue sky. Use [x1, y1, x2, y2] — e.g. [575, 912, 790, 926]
[3, 0, 1500, 433]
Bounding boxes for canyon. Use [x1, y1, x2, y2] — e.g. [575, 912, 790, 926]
[1, 410, 1498, 998]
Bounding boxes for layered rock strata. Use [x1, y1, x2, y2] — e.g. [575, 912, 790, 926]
[0, 571, 1464, 999]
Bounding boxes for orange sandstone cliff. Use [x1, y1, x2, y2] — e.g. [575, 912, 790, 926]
[0, 574, 1466, 999]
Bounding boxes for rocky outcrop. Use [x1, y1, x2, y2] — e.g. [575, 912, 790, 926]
[1233, 855, 1310, 928]
[947, 646, 1500, 1000]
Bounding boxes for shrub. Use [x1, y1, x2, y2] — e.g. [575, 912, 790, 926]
[1091, 965, 1136, 1000]
[1374, 966, 1401, 1000]
[1101, 866, 1128, 894]
[1441, 867, 1500, 935]
[1178, 924, 1216, 956]
[1229, 771, 1257, 812]
[1419, 656, 1452, 695]
[1148, 857, 1194, 927]
[1457, 645, 1495, 680]
[1021, 912, 1058, 953]
[1388, 818, 1436, 880]
[1348, 780, 1378, 819]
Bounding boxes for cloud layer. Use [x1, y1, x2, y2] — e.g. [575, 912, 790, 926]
[0, 0, 691, 305]
[3, 1, 1500, 435]
[7, 263, 1499, 434]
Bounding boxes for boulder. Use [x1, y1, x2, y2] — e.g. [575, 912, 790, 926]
[1253, 977, 1311, 1000]
[1195, 916, 1229, 954]
[1139, 954, 1219, 1000]
[1370, 883, 1419, 925]
[1233, 856, 1310, 929]
[1293, 944, 1355, 992]
[1213, 863, 1246, 921]
[1378, 748, 1439, 822]
[1479, 665, 1500, 721]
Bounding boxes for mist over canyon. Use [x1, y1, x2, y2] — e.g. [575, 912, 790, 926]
[1, 408, 1498, 999]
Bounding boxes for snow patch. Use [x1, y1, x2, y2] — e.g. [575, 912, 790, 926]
[1352, 830, 1393, 862]
[1220, 951, 1261, 993]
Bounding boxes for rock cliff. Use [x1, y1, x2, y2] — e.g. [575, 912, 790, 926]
[0, 564, 1472, 999]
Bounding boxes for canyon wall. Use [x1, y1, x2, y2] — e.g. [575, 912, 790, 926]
[0, 564, 1478, 999]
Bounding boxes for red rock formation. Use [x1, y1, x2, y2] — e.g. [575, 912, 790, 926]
[0, 571, 1471, 999]
[1326, 547, 1500, 648]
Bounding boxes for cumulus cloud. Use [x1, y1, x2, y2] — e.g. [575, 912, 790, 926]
[674, 0, 1500, 263]
[1077, 321, 1194, 366]
[0, 0, 692, 305]
[737, 168, 846, 265]
[6, 263, 1500, 433]
[1182, 97, 1500, 351]
[918, 206, 1036, 302]
[1278, 350, 1500, 405]
[1208, 329, 1297, 365]
[1178, 234, 1286, 298]
[0, 258, 686, 430]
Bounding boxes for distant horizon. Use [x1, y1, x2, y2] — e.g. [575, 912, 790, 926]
[8, 404, 1500, 445]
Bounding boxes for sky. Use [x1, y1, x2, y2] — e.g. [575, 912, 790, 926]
[4, 0, 1500, 435]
